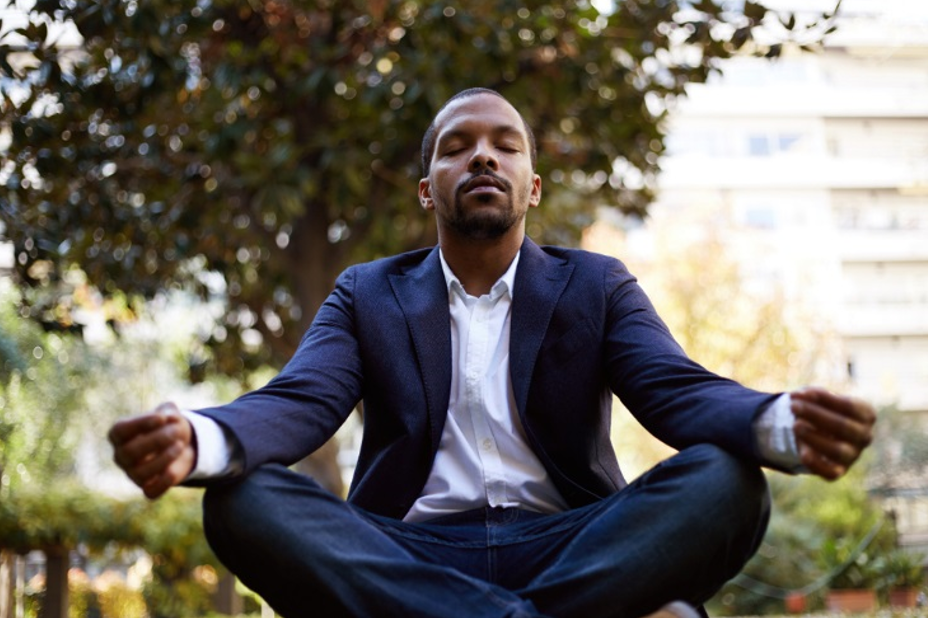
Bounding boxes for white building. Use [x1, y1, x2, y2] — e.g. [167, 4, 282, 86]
[608, 2, 928, 548]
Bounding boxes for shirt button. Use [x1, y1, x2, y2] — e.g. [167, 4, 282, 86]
[482, 438, 493, 451]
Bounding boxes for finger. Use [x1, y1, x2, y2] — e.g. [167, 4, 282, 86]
[792, 388, 876, 425]
[141, 442, 196, 500]
[142, 477, 173, 500]
[108, 413, 168, 448]
[152, 401, 181, 420]
[142, 468, 180, 500]
[113, 421, 188, 470]
[127, 439, 184, 488]
[791, 398, 873, 447]
[108, 402, 181, 447]
[128, 433, 195, 493]
[798, 443, 846, 481]
[794, 419, 862, 468]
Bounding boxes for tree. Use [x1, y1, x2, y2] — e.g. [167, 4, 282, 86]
[1, 0, 840, 494]
[0, 279, 97, 495]
[0, 0, 839, 374]
[0, 282, 232, 617]
[0, 2, 842, 610]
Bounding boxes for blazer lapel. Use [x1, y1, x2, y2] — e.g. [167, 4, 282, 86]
[388, 248, 452, 452]
[510, 239, 574, 417]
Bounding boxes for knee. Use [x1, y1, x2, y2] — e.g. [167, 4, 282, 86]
[682, 444, 770, 523]
[684, 445, 772, 577]
[203, 467, 270, 546]
[203, 464, 320, 541]
[204, 465, 276, 522]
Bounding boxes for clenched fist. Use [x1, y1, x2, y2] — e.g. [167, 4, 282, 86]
[792, 387, 875, 481]
[108, 402, 196, 499]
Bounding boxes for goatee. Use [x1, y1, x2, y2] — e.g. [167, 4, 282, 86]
[447, 171, 523, 240]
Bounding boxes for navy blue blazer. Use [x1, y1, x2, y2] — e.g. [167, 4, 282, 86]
[197, 238, 779, 519]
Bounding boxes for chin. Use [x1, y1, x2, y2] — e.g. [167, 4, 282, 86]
[451, 214, 520, 241]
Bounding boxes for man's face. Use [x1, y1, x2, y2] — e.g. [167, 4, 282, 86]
[419, 94, 541, 241]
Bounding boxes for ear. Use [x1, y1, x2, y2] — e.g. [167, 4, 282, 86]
[418, 178, 435, 211]
[528, 174, 542, 208]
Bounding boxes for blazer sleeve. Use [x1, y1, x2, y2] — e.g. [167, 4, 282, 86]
[194, 267, 364, 476]
[602, 260, 779, 462]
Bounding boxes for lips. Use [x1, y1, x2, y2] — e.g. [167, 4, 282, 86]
[462, 174, 507, 194]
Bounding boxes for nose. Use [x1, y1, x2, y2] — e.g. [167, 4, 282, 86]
[469, 140, 499, 172]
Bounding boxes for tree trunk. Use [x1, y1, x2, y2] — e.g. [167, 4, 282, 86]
[40, 548, 68, 618]
[283, 202, 352, 497]
[289, 199, 341, 336]
[0, 551, 12, 618]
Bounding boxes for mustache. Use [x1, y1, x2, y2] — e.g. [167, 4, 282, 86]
[456, 169, 512, 195]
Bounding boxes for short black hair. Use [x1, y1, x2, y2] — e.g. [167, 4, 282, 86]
[420, 87, 537, 177]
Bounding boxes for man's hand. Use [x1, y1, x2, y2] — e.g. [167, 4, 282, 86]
[108, 402, 196, 499]
[792, 387, 875, 481]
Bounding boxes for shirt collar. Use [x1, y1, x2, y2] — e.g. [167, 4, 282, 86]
[439, 248, 520, 302]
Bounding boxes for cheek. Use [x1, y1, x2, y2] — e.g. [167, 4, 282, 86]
[432, 169, 459, 194]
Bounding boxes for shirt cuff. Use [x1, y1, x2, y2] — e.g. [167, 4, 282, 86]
[181, 410, 242, 480]
[754, 393, 807, 473]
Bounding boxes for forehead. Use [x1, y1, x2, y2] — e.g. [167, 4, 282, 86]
[433, 94, 526, 140]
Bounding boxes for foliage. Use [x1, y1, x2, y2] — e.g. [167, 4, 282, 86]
[0, 0, 839, 377]
[0, 480, 212, 559]
[0, 275, 232, 500]
[36, 575, 148, 618]
[67, 570, 148, 618]
[97, 579, 147, 618]
[0, 278, 246, 617]
[143, 576, 213, 618]
[69, 576, 103, 618]
[710, 458, 897, 615]
[139, 488, 218, 572]
[1, 483, 218, 618]
[874, 548, 926, 591]
[0, 482, 128, 552]
[820, 531, 884, 590]
[0, 279, 103, 495]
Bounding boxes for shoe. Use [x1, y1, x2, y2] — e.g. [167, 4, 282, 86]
[640, 601, 701, 618]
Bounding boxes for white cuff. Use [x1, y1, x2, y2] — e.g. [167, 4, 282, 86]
[754, 393, 806, 473]
[181, 410, 241, 480]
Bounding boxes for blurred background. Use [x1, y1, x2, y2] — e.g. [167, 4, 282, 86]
[0, 0, 926, 616]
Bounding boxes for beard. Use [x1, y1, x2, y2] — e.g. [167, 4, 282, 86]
[442, 171, 530, 241]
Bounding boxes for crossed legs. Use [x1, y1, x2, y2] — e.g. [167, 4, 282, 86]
[203, 444, 769, 618]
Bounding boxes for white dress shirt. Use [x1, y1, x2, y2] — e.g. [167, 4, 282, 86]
[404, 251, 568, 521]
[184, 251, 803, 516]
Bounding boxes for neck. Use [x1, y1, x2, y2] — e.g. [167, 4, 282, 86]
[439, 229, 524, 297]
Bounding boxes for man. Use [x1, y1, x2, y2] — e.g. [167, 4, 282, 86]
[109, 88, 875, 618]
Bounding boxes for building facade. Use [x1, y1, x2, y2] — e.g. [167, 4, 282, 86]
[621, 3, 928, 549]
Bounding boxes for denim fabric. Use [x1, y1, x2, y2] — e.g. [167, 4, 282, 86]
[203, 444, 769, 618]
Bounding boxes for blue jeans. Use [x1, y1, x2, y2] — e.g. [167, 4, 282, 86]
[203, 444, 769, 618]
